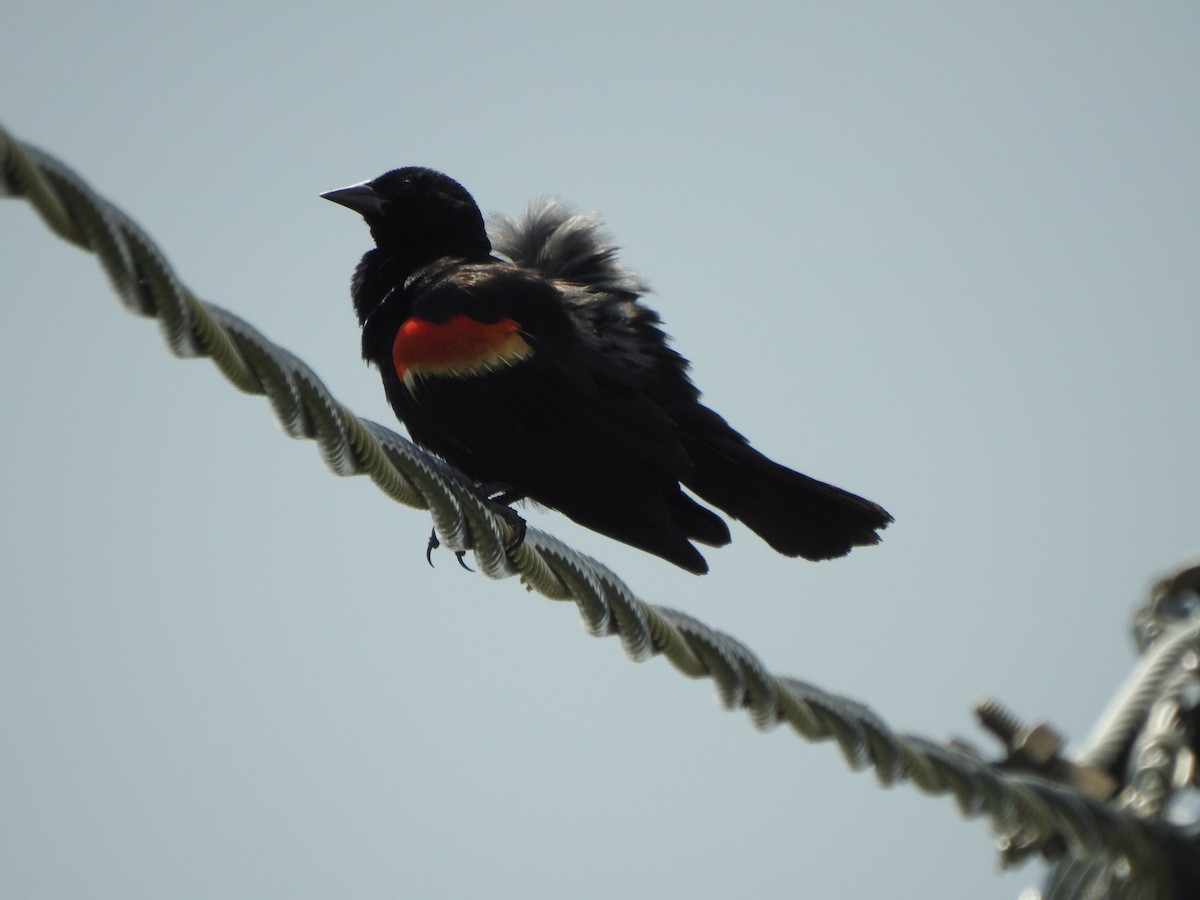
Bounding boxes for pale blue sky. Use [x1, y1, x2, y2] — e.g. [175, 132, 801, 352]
[2, 4, 1198, 898]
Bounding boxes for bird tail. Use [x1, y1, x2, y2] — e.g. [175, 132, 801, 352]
[680, 422, 892, 562]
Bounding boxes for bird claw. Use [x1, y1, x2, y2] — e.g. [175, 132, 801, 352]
[426, 528, 474, 571]
[427, 528, 472, 571]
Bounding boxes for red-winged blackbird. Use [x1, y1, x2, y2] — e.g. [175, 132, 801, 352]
[324, 167, 892, 574]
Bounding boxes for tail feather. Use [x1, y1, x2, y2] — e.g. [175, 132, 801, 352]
[681, 433, 892, 561]
[666, 487, 732, 548]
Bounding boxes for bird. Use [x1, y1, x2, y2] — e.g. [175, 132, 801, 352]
[323, 167, 892, 574]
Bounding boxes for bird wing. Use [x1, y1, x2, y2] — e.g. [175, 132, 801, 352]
[384, 264, 727, 571]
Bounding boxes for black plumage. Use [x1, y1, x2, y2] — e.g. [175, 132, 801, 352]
[324, 167, 891, 573]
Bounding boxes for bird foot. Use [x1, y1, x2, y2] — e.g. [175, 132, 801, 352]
[472, 483, 527, 554]
[424, 485, 528, 569]
[425, 528, 474, 571]
[489, 502, 527, 554]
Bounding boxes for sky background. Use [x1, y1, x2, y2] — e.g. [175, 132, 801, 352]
[2, 4, 1198, 898]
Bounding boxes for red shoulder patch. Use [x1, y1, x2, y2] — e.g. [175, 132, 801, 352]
[393, 314, 533, 386]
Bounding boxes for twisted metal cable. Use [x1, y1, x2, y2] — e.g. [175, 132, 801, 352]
[0, 121, 1177, 882]
[1040, 651, 1199, 899]
[1038, 568, 1200, 898]
[1120, 665, 1198, 821]
[1075, 598, 1200, 773]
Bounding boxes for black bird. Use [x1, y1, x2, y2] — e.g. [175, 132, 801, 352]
[323, 167, 891, 573]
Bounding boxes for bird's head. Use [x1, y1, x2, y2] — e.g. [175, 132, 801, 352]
[322, 167, 492, 261]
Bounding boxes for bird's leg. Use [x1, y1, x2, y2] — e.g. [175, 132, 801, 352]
[472, 483, 528, 554]
[491, 503, 527, 554]
[473, 482, 520, 504]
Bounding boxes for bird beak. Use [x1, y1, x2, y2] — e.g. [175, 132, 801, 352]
[320, 182, 385, 217]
